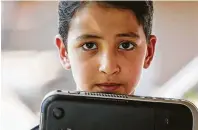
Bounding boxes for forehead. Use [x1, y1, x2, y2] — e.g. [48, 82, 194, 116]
[68, 3, 143, 38]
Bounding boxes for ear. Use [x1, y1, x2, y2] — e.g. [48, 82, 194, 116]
[143, 35, 157, 69]
[55, 35, 71, 70]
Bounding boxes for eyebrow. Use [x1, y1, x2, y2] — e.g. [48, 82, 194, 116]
[76, 34, 103, 41]
[75, 32, 139, 41]
[116, 32, 140, 39]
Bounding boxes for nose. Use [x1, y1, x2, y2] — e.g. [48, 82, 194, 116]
[99, 52, 120, 75]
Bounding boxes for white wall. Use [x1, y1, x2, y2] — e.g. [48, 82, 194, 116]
[153, 1, 198, 85]
[136, 1, 198, 95]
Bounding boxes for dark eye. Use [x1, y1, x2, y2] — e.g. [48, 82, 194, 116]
[82, 42, 97, 50]
[119, 41, 136, 50]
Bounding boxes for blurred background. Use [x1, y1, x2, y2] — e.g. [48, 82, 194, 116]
[1, 1, 198, 130]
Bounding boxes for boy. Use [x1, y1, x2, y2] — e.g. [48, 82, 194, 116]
[32, 1, 157, 129]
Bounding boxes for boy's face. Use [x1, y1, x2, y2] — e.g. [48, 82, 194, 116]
[56, 3, 156, 94]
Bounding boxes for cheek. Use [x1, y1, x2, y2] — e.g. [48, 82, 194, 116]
[122, 63, 143, 94]
[69, 50, 98, 85]
[120, 49, 146, 85]
[127, 67, 142, 85]
[124, 63, 142, 81]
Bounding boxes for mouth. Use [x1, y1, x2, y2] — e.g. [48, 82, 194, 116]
[95, 83, 122, 92]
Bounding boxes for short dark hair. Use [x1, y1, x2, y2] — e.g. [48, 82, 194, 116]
[58, 1, 153, 45]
